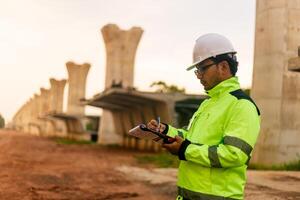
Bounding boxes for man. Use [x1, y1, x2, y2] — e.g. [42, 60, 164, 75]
[148, 33, 260, 200]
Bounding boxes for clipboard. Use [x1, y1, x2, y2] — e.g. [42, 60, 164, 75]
[128, 124, 175, 144]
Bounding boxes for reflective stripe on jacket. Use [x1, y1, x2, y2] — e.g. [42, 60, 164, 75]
[166, 77, 261, 200]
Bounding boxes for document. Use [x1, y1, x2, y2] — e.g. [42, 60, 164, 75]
[128, 124, 175, 144]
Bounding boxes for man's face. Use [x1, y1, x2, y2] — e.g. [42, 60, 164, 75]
[194, 59, 222, 91]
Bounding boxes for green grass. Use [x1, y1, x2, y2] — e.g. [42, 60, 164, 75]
[54, 137, 96, 145]
[104, 143, 122, 149]
[53, 137, 124, 149]
[135, 153, 300, 170]
[135, 152, 180, 168]
[249, 160, 300, 171]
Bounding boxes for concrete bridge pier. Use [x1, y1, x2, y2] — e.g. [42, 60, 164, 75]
[98, 24, 143, 145]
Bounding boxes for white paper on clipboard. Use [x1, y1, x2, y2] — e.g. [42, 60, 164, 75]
[128, 124, 164, 143]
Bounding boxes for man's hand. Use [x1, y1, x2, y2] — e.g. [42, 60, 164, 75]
[147, 119, 166, 133]
[162, 136, 184, 155]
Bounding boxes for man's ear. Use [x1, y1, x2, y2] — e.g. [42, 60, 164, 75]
[219, 61, 230, 74]
[216, 61, 232, 79]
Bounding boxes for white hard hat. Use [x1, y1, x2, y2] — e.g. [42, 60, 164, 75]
[186, 33, 236, 71]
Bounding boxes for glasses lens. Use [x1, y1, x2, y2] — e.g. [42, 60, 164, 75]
[196, 63, 215, 73]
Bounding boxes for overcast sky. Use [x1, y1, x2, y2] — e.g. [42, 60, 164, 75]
[0, 0, 256, 121]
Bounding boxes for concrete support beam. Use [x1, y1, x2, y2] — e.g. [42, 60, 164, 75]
[13, 105, 24, 130]
[12, 79, 67, 137]
[40, 88, 51, 114]
[22, 100, 31, 133]
[26, 89, 53, 136]
[31, 94, 39, 121]
[49, 78, 67, 113]
[14, 100, 25, 130]
[28, 94, 42, 135]
[251, 0, 300, 165]
[46, 78, 67, 136]
[87, 88, 190, 151]
[98, 24, 143, 145]
[66, 62, 90, 116]
[288, 47, 300, 72]
[101, 24, 143, 88]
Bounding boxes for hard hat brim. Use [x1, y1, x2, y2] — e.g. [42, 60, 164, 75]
[186, 61, 201, 71]
[186, 51, 237, 71]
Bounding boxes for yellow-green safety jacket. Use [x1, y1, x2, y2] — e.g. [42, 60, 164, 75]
[164, 77, 260, 200]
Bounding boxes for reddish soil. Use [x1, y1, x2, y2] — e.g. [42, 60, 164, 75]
[0, 130, 299, 200]
[0, 130, 174, 200]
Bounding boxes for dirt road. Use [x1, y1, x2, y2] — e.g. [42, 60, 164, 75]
[0, 130, 299, 200]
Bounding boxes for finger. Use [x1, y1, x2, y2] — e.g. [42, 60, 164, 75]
[147, 120, 157, 128]
[150, 119, 158, 126]
[159, 124, 166, 132]
[162, 143, 171, 148]
[175, 135, 183, 141]
[168, 137, 176, 143]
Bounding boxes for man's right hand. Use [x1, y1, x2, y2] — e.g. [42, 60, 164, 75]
[147, 119, 166, 133]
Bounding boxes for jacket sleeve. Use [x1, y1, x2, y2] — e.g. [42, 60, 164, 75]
[178, 100, 260, 168]
[164, 124, 189, 139]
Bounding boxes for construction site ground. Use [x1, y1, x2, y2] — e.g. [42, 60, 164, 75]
[0, 130, 299, 200]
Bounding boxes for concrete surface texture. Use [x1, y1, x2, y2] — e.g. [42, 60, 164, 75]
[49, 78, 66, 113]
[27, 95, 42, 135]
[251, 0, 300, 165]
[88, 87, 204, 151]
[101, 24, 143, 89]
[66, 61, 90, 116]
[40, 88, 51, 114]
[98, 24, 143, 145]
[288, 47, 300, 72]
[12, 100, 29, 132]
[45, 78, 68, 137]
[11, 77, 69, 137]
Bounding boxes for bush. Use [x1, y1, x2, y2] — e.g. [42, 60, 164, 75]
[53, 137, 95, 145]
[0, 114, 5, 128]
[249, 160, 300, 171]
[135, 152, 180, 168]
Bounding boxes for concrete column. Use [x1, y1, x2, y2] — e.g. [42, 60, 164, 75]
[12, 103, 28, 131]
[12, 108, 21, 127]
[48, 78, 67, 136]
[279, 51, 300, 162]
[28, 96, 41, 135]
[31, 94, 40, 121]
[23, 99, 35, 133]
[29, 96, 36, 123]
[49, 78, 67, 113]
[101, 24, 143, 88]
[15, 103, 26, 130]
[66, 62, 90, 116]
[23, 101, 31, 133]
[98, 24, 143, 145]
[98, 111, 123, 144]
[251, 0, 300, 165]
[40, 88, 51, 115]
[37, 89, 50, 135]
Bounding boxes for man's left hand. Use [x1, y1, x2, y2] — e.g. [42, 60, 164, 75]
[162, 136, 184, 155]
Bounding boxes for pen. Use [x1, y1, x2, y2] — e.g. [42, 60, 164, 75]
[157, 116, 160, 132]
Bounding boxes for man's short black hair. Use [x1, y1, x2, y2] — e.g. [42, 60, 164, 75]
[211, 53, 239, 76]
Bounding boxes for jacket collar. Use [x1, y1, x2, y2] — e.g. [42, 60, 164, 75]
[206, 76, 240, 98]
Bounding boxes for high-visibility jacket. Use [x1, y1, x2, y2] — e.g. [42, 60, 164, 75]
[165, 77, 260, 200]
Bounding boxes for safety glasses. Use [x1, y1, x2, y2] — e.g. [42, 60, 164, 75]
[194, 62, 216, 75]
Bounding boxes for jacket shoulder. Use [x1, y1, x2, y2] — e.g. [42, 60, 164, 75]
[229, 89, 260, 116]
